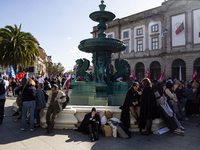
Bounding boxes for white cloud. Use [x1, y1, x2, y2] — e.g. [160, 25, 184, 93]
[67, 37, 72, 40]
[69, 47, 79, 54]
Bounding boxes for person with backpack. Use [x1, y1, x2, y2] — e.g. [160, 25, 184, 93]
[0, 75, 6, 125]
[46, 84, 66, 134]
[35, 83, 46, 127]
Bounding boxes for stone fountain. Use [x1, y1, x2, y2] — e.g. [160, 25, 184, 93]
[70, 0, 132, 106]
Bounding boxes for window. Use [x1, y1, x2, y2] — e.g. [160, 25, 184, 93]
[151, 24, 159, 32]
[137, 40, 143, 52]
[108, 35, 113, 38]
[124, 42, 129, 53]
[123, 31, 129, 38]
[137, 28, 143, 35]
[152, 37, 159, 50]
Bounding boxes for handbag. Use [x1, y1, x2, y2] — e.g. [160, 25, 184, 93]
[102, 124, 112, 137]
[16, 85, 26, 107]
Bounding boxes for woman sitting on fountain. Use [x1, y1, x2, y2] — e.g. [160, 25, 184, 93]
[120, 82, 142, 129]
[77, 107, 101, 142]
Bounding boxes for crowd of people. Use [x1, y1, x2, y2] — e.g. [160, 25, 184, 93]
[121, 77, 200, 135]
[0, 73, 71, 133]
[0, 73, 200, 141]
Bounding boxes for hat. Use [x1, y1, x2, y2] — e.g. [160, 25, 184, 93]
[166, 82, 173, 89]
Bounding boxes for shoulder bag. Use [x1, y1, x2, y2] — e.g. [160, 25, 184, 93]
[16, 85, 26, 107]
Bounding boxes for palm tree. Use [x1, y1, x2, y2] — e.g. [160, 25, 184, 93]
[0, 24, 39, 72]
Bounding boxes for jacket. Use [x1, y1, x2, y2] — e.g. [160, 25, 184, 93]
[16, 85, 36, 102]
[165, 89, 178, 103]
[47, 90, 66, 110]
[182, 88, 194, 101]
[175, 88, 183, 100]
[36, 89, 46, 109]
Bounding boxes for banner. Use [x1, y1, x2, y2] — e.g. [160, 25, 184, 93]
[159, 65, 166, 82]
[192, 69, 197, 81]
[50, 73, 54, 78]
[146, 68, 149, 79]
[16, 71, 25, 82]
[179, 66, 182, 81]
[9, 65, 16, 80]
[134, 75, 137, 80]
[129, 70, 134, 79]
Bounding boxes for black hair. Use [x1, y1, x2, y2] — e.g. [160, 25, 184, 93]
[91, 107, 96, 112]
[51, 84, 58, 90]
[187, 83, 192, 89]
[155, 83, 164, 96]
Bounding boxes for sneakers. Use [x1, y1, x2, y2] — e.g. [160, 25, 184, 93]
[183, 117, 189, 121]
[174, 129, 184, 135]
[179, 126, 185, 130]
[30, 128, 35, 132]
[20, 128, 25, 131]
[12, 112, 19, 116]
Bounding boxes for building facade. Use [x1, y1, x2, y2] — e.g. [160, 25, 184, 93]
[91, 0, 200, 81]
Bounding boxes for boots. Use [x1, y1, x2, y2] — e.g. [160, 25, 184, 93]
[88, 124, 94, 142]
[141, 119, 152, 135]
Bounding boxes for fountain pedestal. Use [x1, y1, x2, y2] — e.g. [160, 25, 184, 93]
[70, 1, 128, 106]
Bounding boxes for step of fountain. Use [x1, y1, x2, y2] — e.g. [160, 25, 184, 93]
[13, 102, 165, 131]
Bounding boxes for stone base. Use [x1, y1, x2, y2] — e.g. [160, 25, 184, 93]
[13, 102, 165, 131]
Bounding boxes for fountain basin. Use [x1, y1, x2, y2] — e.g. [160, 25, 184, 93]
[78, 37, 126, 53]
[90, 11, 115, 22]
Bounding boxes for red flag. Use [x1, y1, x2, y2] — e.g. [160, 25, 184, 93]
[129, 70, 134, 79]
[134, 75, 137, 80]
[41, 70, 44, 77]
[192, 69, 197, 81]
[146, 68, 149, 79]
[16, 71, 25, 82]
[50, 73, 54, 78]
[175, 22, 184, 35]
[159, 65, 166, 82]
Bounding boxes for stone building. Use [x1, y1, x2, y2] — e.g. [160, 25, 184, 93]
[91, 0, 200, 81]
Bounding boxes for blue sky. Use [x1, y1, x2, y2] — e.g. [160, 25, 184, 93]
[0, 0, 163, 72]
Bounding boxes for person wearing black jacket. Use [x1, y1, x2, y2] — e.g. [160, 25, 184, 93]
[139, 78, 159, 135]
[44, 79, 51, 90]
[15, 79, 36, 131]
[77, 107, 101, 142]
[120, 82, 141, 129]
[175, 84, 188, 120]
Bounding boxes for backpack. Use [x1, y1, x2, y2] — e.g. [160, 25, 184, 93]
[117, 122, 131, 139]
[0, 80, 5, 95]
[42, 90, 49, 103]
[61, 96, 69, 109]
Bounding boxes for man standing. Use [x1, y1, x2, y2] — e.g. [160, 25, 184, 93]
[0, 74, 6, 125]
[46, 84, 66, 134]
[21, 74, 27, 86]
[38, 76, 44, 84]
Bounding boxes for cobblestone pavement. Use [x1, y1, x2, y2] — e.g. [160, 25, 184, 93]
[0, 94, 200, 150]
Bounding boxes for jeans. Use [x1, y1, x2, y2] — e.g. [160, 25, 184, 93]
[180, 98, 187, 108]
[176, 102, 187, 119]
[21, 101, 36, 129]
[6, 87, 9, 96]
[0, 99, 5, 124]
[11, 86, 15, 95]
[173, 113, 181, 128]
[35, 107, 41, 125]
